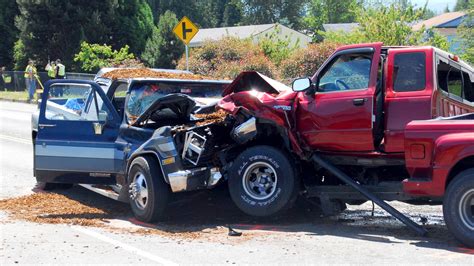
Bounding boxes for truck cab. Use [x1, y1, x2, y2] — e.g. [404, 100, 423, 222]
[291, 43, 474, 156]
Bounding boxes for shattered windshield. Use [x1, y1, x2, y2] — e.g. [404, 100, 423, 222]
[125, 82, 227, 124]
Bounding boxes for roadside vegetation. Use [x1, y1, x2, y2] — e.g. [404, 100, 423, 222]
[0, 91, 30, 101]
[0, 0, 472, 81]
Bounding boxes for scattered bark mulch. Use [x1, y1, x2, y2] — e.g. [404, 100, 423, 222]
[194, 109, 228, 126]
[101, 68, 215, 81]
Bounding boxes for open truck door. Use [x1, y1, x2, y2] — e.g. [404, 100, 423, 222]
[34, 80, 122, 185]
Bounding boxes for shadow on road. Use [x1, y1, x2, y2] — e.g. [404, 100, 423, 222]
[44, 184, 472, 255]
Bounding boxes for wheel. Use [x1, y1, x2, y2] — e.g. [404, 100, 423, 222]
[228, 145, 299, 217]
[443, 169, 474, 248]
[128, 156, 170, 223]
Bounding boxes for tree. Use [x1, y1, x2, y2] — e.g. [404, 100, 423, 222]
[458, 1, 474, 64]
[147, 0, 223, 28]
[142, 11, 184, 68]
[0, 0, 19, 69]
[455, 0, 471, 11]
[13, 40, 27, 71]
[108, 0, 155, 55]
[422, 8, 437, 19]
[304, 0, 359, 40]
[222, 0, 243, 26]
[444, 4, 451, 13]
[321, 3, 450, 50]
[73, 42, 137, 73]
[242, 0, 308, 29]
[14, 0, 154, 71]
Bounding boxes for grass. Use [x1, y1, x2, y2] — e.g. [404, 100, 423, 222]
[0, 91, 38, 102]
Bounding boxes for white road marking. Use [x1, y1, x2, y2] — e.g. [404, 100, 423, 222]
[71, 226, 178, 266]
[0, 134, 31, 145]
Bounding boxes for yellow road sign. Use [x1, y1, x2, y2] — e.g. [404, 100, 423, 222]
[173, 16, 199, 45]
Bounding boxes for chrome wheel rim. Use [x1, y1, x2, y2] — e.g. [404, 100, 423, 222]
[242, 162, 278, 200]
[459, 189, 474, 230]
[130, 172, 148, 210]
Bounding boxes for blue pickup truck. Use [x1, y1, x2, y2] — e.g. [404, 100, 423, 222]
[32, 72, 233, 222]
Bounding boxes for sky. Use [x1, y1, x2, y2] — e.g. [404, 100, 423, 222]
[411, 0, 457, 13]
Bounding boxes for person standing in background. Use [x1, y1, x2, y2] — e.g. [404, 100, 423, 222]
[0, 67, 5, 91]
[24, 59, 37, 102]
[45, 60, 56, 80]
[55, 59, 66, 79]
[55, 59, 65, 97]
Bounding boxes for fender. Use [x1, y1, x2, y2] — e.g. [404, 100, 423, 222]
[425, 133, 474, 196]
[218, 91, 305, 157]
[433, 133, 474, 168]
[126, 130, 182, 184]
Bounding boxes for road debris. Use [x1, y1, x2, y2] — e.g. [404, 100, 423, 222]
[227, 226, 242, 237]
[101, 68, 215, 80]
[0, 192, 125, 227]
[0, 190, 257, 242]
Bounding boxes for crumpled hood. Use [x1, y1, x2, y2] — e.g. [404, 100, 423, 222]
[132, 94, 196, 126]
[221, 71, 291, 96]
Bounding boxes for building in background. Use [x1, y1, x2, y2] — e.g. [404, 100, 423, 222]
[322, 23, 360, 34]
[189, 23, 312, 48]
[412, 11, 468, 53]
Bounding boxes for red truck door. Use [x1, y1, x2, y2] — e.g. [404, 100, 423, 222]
[296, 43, 382, 151]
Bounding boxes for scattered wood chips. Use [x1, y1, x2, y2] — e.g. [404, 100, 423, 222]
[0, 191, 257, 241]
[194, 109, 228, 126]
[0, 192, 121, 227]
[101, 68, 214, 80]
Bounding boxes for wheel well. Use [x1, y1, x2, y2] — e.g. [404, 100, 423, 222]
[446, 155, 474, 189]
[254, 123, 291, 152]
[127, 152, 167, 183]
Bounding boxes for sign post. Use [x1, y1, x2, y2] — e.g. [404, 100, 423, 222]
[185, 45, 189, 71]
[173, 16, 199, 72]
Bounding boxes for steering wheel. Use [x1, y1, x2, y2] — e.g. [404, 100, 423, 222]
[335, 79, 350, 91]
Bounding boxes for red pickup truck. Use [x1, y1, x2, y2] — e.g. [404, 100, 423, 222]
[216, 42, 474, 246]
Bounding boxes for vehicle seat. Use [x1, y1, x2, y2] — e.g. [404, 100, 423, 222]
[112, 96, 126, 118]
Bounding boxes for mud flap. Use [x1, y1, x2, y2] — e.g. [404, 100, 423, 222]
[312, 154, 428, 236]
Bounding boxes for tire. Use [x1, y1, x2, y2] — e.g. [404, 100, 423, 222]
[443, 169, 474, 248]
[228, 145, 300, 217]
[128, 156, 170, 223]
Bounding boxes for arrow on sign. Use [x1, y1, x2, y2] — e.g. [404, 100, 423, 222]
[182, 22, 193, 40]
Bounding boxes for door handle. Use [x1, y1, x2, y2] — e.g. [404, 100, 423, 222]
[353, 98, 366, 106]
[38, 124, 56, 128]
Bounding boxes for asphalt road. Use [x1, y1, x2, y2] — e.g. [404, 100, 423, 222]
[0, 100, 473, 265]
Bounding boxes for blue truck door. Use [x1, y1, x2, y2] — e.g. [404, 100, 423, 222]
[34, 80, 122, 184]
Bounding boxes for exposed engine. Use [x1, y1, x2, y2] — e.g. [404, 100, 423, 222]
[171, 110, 237, 168]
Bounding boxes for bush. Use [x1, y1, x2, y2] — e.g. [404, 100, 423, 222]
[258, 25, 299, 66]
[280, 42, 340, 80]
[13, 39, 28, 71]
[73, 42, 137, 73]
[177, 37, 278, 79]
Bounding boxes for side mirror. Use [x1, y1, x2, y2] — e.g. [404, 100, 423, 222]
[292, 78, 312, 92]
